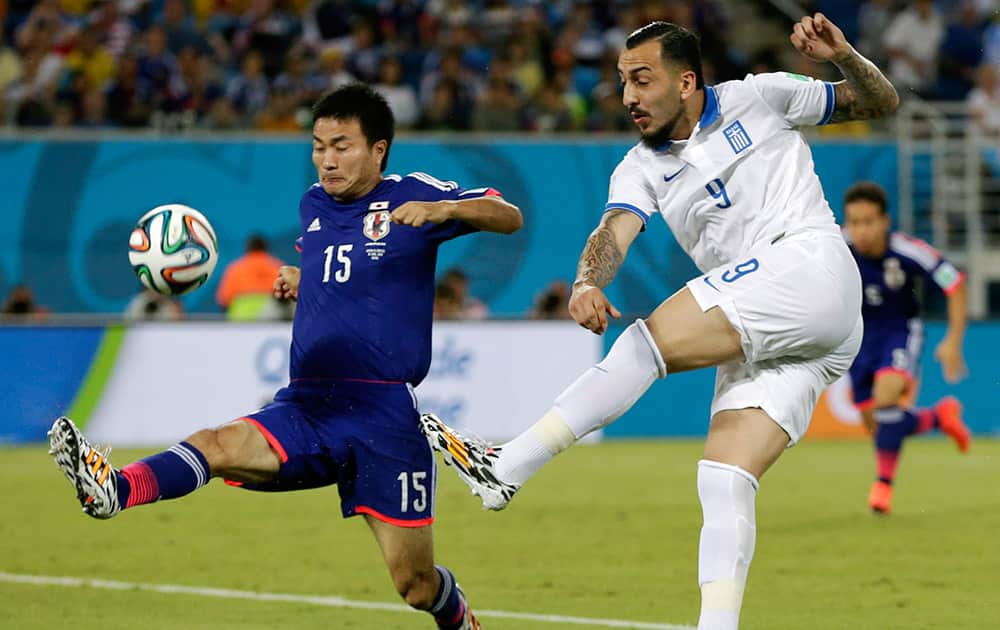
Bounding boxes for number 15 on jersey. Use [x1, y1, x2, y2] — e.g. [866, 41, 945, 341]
[323, 244, 353, 283]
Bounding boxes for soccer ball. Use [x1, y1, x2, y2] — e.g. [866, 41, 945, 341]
[128, 204, 219, 296]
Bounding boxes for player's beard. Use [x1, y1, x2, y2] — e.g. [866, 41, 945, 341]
[639, 106, 685, 149]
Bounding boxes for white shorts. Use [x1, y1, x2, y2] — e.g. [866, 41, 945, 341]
[686, 230, 863, 444]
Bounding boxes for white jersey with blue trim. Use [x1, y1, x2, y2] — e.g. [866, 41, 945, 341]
[607, 72, 839, 273]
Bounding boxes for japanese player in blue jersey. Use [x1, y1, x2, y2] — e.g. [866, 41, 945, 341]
[842, 182, 970, 514]
[49, 84, 522, 630]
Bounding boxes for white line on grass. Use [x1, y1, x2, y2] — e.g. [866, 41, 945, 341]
[0, 571, 694, 629]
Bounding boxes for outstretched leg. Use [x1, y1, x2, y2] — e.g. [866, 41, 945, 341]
[421, 288, 743, 509]
[49, 416, 282, 519]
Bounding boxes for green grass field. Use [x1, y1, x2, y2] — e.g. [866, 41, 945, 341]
[2, 438, 997, 629]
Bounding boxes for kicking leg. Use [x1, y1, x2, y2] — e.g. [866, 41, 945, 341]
[422, 288, 743, 509]
[499, 289, 741, 477]
[49, 416, 282, 519]
[366, 517, 479, 629]
[697, 407, 788, 630]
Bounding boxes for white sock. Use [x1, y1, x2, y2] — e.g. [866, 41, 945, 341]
[495, 409, 575, 485]
[495, 320, 666, 486]
[697, 460, 758, 630]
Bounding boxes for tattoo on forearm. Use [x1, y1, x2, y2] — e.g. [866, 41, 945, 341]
[830, 49, 899, 123]
[576, 210, 627, 289]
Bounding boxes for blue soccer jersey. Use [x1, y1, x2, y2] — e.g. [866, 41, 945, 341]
[848, 232, 963, 405]
[851, 232, 962, 325]
[290, 172, 499, 385]
[231, 172, 506, 525]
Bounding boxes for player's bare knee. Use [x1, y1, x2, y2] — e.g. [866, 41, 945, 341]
[186, 423, 258, 476]
[392, 567, 436, 609]
[872, 376, 907, 408]
[184, 428, 228, 474]
[704, 410, 788, 479]
[872, 393, 903, 410]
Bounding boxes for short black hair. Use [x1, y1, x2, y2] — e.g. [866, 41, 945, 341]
[844, 181, 889, 215]
[626, 22, 704, 89]
[312, 83, 394, 171]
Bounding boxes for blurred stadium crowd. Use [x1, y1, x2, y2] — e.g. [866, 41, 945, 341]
[0, 0, 996, 133]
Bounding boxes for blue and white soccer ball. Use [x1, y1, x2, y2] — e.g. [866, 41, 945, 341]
[127, 204, 219, 296]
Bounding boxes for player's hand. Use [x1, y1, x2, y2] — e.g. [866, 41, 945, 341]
[391, 201, 454, 228]
[568, 282, 621, 334]
[273, 265, 300, 301]
[789, 13, 852, 63]
[934, 337, 967, 384]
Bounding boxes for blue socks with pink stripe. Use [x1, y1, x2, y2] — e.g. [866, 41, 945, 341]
[117, 441, 211, 509]
[430, 565, 467, 629]
[874, 406, 937, 485]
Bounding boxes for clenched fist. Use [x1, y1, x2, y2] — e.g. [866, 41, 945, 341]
[391, 201, 454, 228]
[273, 265, 301, 301]
[789, 13, 852, 64]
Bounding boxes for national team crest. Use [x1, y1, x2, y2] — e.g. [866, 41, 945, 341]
[883, 257, 905, 290]
[723, 120, 752, 154]
[364, 210, 391, 241]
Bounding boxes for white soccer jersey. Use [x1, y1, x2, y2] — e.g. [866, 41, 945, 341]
[607, 72, 838, 273]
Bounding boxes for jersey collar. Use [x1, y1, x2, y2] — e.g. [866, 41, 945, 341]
[327, 178, 392, 207]
[699, 85, 720, 128]
[653, 85, 719, 152]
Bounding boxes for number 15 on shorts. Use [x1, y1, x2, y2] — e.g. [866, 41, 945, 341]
[398, 471, 428, 513]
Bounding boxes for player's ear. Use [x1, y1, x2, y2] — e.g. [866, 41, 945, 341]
[679, 70, 698, 100]
[372, 139, 388, 160]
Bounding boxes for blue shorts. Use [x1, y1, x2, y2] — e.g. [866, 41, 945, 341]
[230, 380, 435, 527]
[849, 319, 924, 408]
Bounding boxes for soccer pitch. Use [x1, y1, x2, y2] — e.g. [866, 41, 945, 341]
[3, 439, 997, 629]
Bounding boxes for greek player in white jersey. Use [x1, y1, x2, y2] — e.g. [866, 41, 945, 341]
[421, 14, 899, 630]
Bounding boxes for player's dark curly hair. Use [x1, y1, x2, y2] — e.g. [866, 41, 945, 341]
[844, 181, 889, 215]
[312, 84, 394, 171]
[626, 22, 704, 89]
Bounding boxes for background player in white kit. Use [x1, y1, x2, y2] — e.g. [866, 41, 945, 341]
[422, 13, 899, 630]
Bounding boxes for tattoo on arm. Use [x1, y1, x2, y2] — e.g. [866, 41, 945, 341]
[575, 210, 629, 289]
[830, 49, 899, 123]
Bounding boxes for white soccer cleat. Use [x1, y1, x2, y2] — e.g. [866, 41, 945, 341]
[48, 416, 121, 519]
[419, 413, 519, 511]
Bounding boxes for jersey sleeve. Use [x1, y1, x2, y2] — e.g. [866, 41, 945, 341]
[892, 234, 964, 295]
[401, 172, 502, 243]
[605, 153, 656, 231]
[295, 188, 316, 253]
[746, 72, 836, 127]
